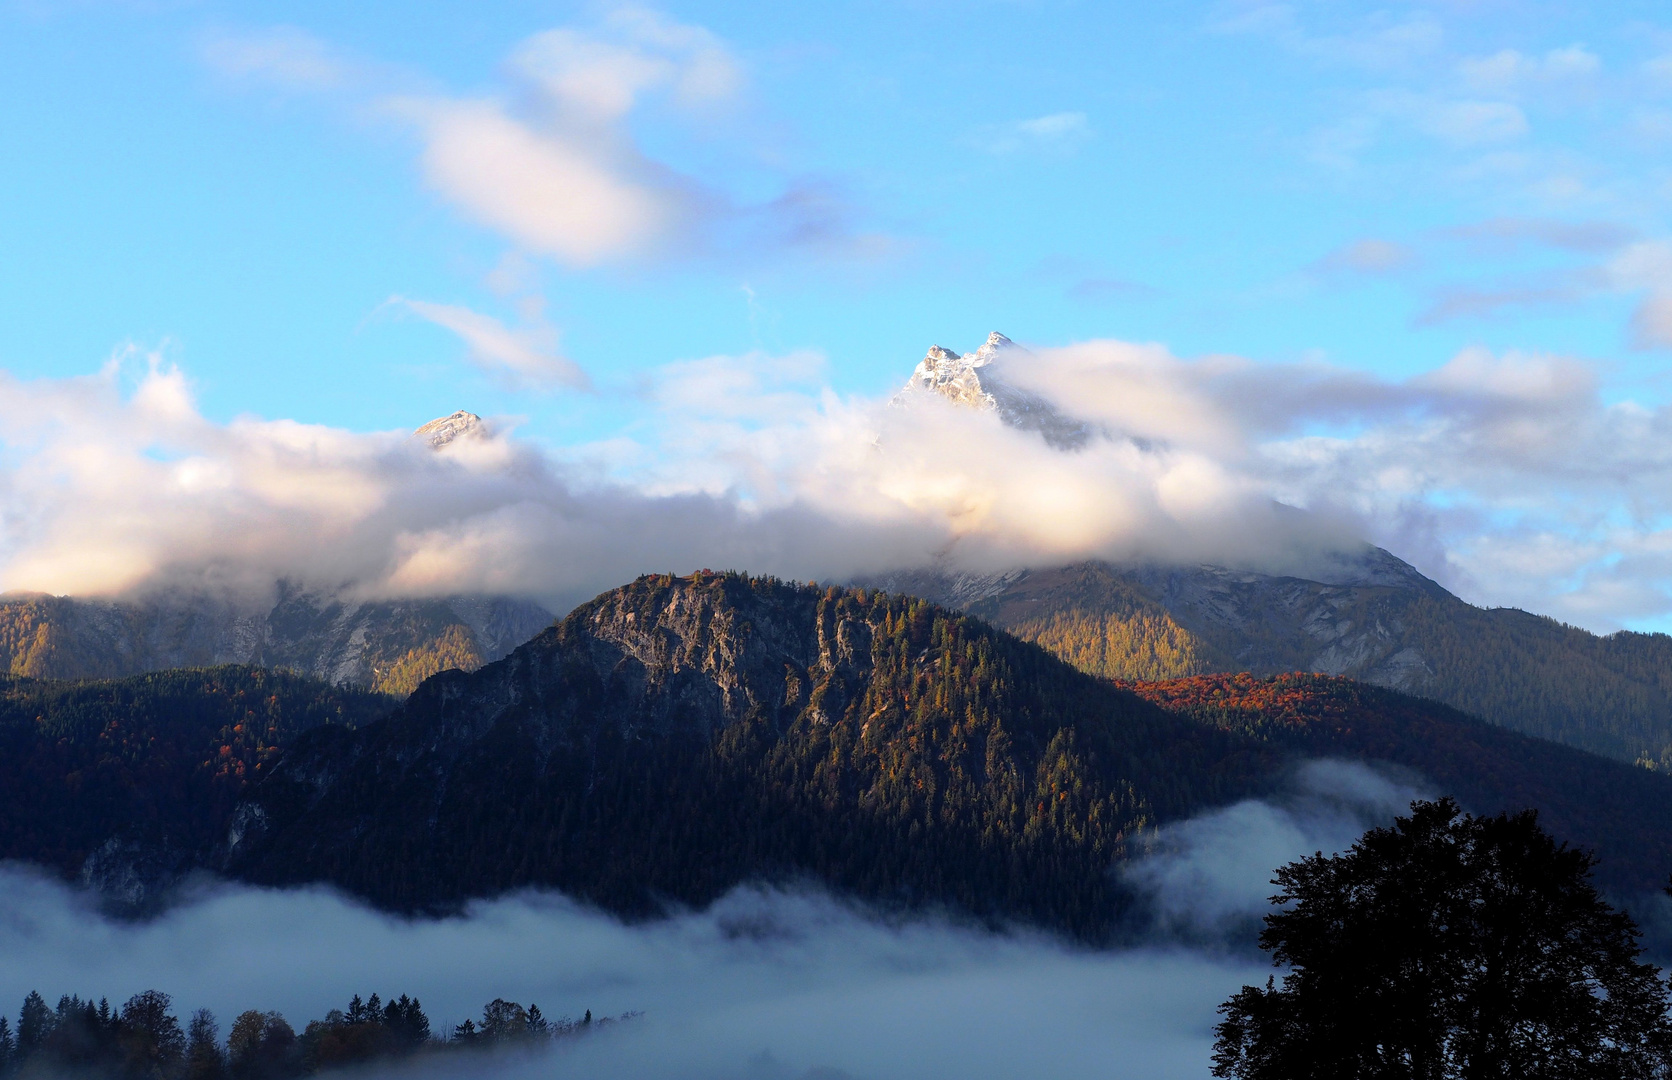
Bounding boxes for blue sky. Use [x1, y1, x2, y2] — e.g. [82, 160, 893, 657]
[4, 1, 1672, 627]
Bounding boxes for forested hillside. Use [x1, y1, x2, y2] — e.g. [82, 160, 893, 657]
[878, 556, 1672, 771]
[2, 574, 1669, 935]
[224, 573, 1672, 937]
[227, 573, 1272, 938]
[1126, 673, 1672, 893]
[0, 590, 550, 695]
[0, 667, 392, 902]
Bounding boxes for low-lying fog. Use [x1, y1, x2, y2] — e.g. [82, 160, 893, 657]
[0, 762, 1423, 1079]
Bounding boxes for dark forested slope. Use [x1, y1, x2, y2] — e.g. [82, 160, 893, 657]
[224, 573, 1672, 937]
[1128, 673, 1672, 894]
[0, 667, 392, 901]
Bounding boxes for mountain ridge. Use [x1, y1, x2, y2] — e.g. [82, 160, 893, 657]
[214, 572, 1672, 937]
[864, 549, 1672, 770]
[0, 587, 552, 696]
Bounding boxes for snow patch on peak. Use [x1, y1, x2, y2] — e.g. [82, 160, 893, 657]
[414, 411, 485, 449]
[901, 333, 1090, 450]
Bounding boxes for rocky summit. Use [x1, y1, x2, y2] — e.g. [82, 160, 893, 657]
[413, 409, 486, 448]
[900, 331, 1091, 449]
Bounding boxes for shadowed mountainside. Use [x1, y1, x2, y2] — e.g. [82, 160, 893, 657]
[0, 666, 393, 906]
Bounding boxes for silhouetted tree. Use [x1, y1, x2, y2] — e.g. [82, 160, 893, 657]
[120, 990, 185, 1080]
[478, 1000, 526, 1043]
[16, 992, 51, 1059]
[1213, 797, 1672, 1079]
[227, 1012, 295, 1080]
[0, 1016, 13, 1078]
[185, 1011, 225, 1080]
[380, 996, 429, 1050]
[42, 995, 121, 1076]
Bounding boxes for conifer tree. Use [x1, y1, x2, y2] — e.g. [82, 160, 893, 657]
[16, 992, 50, 1060]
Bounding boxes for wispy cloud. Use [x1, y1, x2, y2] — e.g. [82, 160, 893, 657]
[1211, 4, 1443, 71]
[969, 112, 1091, 155]
[1458, 45, 1601, 94]
[9, 334, 1672, 628]
[390, 297, 589, 391]
[204, 11, 887, 269]
[1318, 238, 1415, 275]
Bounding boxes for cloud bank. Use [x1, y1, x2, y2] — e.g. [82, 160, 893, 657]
[3, 333, 1672, 629]
[0, 869, 1262, 1080]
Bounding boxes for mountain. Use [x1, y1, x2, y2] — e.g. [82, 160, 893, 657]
[224, 572, 1266, 937]
[1126, 672, 1672, 896]
[0, 666, 391, 907]
[869, 554, 1672, 773]
[881, 334, 1672, 771]
[0, 410, 555, 694]
[219, 573, 1672, 938]
[899, 331, 1090, 449]
[0, 588, 553, 696]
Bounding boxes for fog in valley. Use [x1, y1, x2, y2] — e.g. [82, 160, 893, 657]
[0, 761, 1422, 1080]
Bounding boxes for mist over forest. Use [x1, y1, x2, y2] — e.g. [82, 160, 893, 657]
[0, 762, 1427, 1080]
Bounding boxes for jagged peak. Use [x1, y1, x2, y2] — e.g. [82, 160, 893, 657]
[900, 333, 1091, 450]
[414, 410, 484, 449]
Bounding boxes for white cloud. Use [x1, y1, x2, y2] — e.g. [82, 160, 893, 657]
[389, 92, 694, 267]
[10, 335, 1672, 630]
[1458, 45, 1600, 93]
[209, 13, 877, 269]
[970, 112, 1092, 155]
[391, 297, 588, 390]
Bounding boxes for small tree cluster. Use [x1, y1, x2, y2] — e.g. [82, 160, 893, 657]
[0, 988, 630, 1080]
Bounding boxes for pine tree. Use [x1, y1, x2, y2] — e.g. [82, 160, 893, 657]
[16, 992, 50, 1060]
[0, 1016, 13, 1077]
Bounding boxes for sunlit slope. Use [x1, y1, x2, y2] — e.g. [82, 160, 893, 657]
[878, 557, 1672, 770]
[225, 573, 1672, 937]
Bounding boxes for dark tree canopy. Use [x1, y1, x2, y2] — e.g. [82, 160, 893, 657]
[1213, 797, 1672, 1080]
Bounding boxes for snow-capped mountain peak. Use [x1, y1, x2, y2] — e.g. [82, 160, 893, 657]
[414, 410, 484, 449]
[900, 333, 1089, 450]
